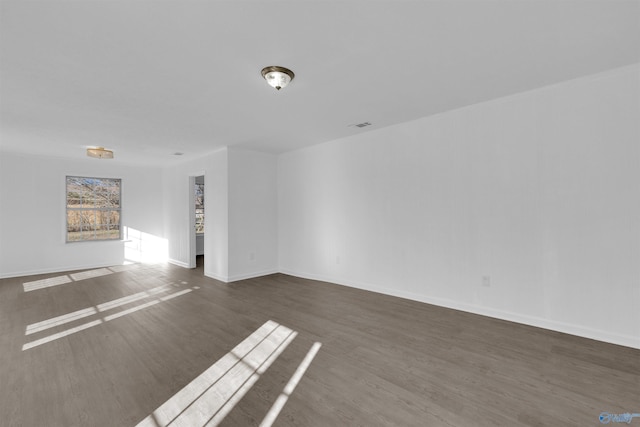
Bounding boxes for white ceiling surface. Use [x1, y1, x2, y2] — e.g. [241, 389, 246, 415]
[1, 1, 639, 166]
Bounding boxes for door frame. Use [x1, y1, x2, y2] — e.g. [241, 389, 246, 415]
[188, 173, 205, 269]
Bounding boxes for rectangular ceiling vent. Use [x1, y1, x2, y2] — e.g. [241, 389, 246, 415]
[352, 122, 372, 128]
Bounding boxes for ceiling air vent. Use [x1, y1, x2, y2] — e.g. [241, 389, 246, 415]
[350, 122, 372, 128]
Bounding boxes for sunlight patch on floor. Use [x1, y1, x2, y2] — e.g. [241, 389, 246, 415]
[136, 320, 320, 427]
[260, 341, 322, 427]
[23, 263, 142, 292]
[22, 285, 198, 351]
[96, 284, 174, 312]
[22, 320, 104, 350]
[22, 275, 73, 292]
[26, 307, 99, 335]
[70, 268, 112, 281]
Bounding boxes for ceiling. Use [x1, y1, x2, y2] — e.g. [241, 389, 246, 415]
[1, 0, 639, 166]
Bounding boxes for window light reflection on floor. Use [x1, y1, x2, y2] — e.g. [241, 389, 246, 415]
[26, 307, 99, 335]
[136, 321, 321, 427]
[21, 275, 322, 425]
[260, 341, 322, 427]
[23, 267, 116, 292]
[70, 267, 112, 281]
[22, 285, 199, 351]
[25, 283, 174, 336]
[22, 275, 73, 292]
[23, 263, 140, 293]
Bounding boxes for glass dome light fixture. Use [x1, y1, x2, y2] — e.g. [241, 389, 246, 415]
[261, 66, 295, 91]
[86, 146, 114, 159]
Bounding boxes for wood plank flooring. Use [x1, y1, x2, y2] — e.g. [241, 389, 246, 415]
[1, 260, 638, 426]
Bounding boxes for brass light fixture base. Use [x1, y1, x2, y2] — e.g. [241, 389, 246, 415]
[86, 147, 114, 159]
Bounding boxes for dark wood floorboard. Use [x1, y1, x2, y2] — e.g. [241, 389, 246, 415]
[1, 260, 638, 427]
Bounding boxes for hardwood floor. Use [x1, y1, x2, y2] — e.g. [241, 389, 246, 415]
[1, 261, 638, 427]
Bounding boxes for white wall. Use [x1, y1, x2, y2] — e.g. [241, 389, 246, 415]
[205, 149, 229, 280]
[0, 152, 165, 278]
[228, 148, 278, 281]
[278, 64, 640, 349]
[162, 148, 228, 279]
[2, 66, 636, 349]
[162, 147, 277, 282]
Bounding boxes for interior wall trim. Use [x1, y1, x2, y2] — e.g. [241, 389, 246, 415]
[204, 269, 279, 284]
[0, 262, 117, 280]
[168, 258, 190, 268]
[6, 260, 636, 350]
[279, 269, 640, 350]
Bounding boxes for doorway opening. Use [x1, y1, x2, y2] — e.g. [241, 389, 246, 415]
[189, 174, 205, 271]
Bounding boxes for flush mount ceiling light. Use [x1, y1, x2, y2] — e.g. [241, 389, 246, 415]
[261, 66, 295, 91]
[86, 147, 114, 159]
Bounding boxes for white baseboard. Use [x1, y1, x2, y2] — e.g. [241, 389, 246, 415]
[204, 269, 279, 283]
[0, 262, 120, 279]
[279, 269, 640, 350]
[228, 269, 279, 283]
[204, 271, 229, 282]
[168, 258, 190, 268]
[7, 261, 635, 350]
